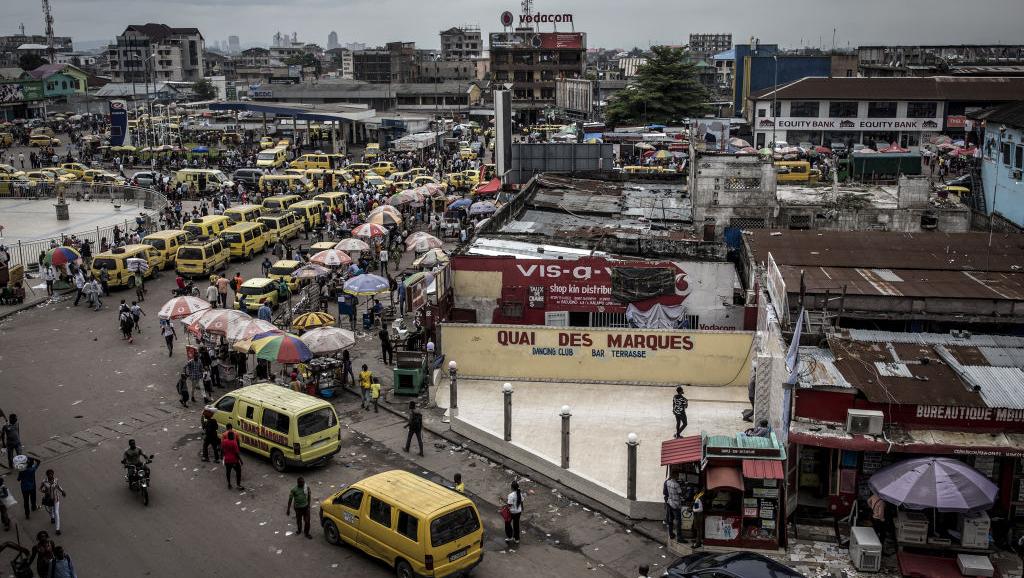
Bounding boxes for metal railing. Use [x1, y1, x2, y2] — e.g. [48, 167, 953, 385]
[2, 184, 168, 272]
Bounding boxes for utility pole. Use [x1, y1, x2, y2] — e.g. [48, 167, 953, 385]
[41, 0, 56, 62]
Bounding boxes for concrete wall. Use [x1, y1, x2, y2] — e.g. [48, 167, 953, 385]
[691, 154, 778, 236]
[981, 123, 1024, 228]
[440, 323, 754, 386]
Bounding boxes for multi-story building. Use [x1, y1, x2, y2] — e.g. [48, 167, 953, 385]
[440, 26, 482, 61]
[689, 33, 732, 57]
[327, 48, 354, 79]
[975, 102, 1024, 229]
[617, 56, 647, 78]
[107, 23, 205, 83]
[859, 44, 1024, 77]
[227, 36, 240, 54]
[327, 31, 339, 51]
[353, 48, 391, 83]
[417, 59, 477, 83]
[489, 31, 586, 122]
[388, 41, 418, 83]
[0, 34, 73, 67]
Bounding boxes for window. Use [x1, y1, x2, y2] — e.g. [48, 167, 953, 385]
[867, 101, 897, 118]
[828, 101, 858, 118]
[369, 497, 392, 527]
[789, 101, 820, 118]
[297, 408, 337, 437]
[430, 506, 481, 547]
[501, 301, 523, 318]
[1016, 145, 1023, 170]
[261, 408, 290, 434]
[397, 511, 419, 541]
[757, 108, 767, 118]
[215, 396, 236, 412]
[1003, 142, 1012, 167]
[244, 404, 255, 419]
[334, 488, 363, 509]
[906, 101, 937, 118]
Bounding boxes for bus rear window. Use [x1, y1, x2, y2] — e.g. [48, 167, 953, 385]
[184, 225, 202, 237]
[430, 506, 480, 547]
[144, 238, 165, 250]
[297, 408, 337, 437]
[270, 266, 295, 276]
[178, 247, 203, 260]
[92, 258, 116, 271]
[222, 232, 242, 243]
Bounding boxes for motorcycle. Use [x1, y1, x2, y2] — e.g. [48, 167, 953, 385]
[124, 456, 153, 506]
[172, 281, 199, 297]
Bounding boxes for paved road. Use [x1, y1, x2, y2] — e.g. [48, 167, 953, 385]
[0, 244, 670, 577]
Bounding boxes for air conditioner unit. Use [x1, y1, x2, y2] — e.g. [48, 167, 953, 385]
[850, 526, 882, 572]
[847, 409, 884, 436]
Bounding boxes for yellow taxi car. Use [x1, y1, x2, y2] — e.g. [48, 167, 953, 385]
[90, 244, 159, 289]
[175, 237, 230, 277]
[81, 169, 125, 183]
[183, 215, 230, 240]
[413, 175, 441, 187]
[259, 137, 276, 150]
[345, 163, 370, 176]
[267, 259, 308, 293]
[370, 161, 396, 177]
[233, 277, 278, 312]
[142, 229, 190, 270]
[39, 168, 79, 182]
[319, 470, 484, 578]
[258, 213, 302, 243]
[0, 173, 30, 195]
[362, 143, 380, 161]
[261, 194, 302, 213]
[29, 135, 61, 147]
[223, 204, 263, 224]
[221, 221, 270, 260]
[459, 147, 476, 160]
[363, 173, 387, 192]
[446, 173, 472, 189]
[59, 163, 89, 178]
[289, 200, 325, 230]
[312, 192, 348, 212]
[258, 174, 314, 195]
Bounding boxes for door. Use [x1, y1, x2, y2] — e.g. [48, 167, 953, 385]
[362, 495, 396, 561]
[544, 311, 568, 326]
[330, 488, 364, 543]
[236, 402, 266, 455]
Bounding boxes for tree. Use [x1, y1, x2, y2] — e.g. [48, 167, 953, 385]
[19, 54, 48, 71]
[285, 52, 321, 77]
[192, 78, 218, 100]
[604, 46, 711, 127]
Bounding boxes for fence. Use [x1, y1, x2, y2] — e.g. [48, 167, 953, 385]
[2, 184, 168, 272]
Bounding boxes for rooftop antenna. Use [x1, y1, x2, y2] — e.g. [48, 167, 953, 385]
[521, 0, 533, 30]
[19, 23, 25, 35]
[42, 0, 56, 62]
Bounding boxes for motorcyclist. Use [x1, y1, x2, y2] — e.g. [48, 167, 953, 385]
[175, 275, 186, 294]
[121, 439, 152, 480]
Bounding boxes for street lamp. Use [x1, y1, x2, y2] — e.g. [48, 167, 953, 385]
[502, 382, 513, 441]
[990, 125, 1008, 247]
[448, 360, 458, 414]
[771, 55, 779, 148]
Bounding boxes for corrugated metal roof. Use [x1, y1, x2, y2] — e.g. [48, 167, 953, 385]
[876, 362, 914, 377]
[797, 346, 853, 389]
[742, 459, 785, 480]
[962, 366, 1024, 409]
[848, 329, 1024, 348]
[979, 346, 1024, 367]
[660, 435, 703, 466]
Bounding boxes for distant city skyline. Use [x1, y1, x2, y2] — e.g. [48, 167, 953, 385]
[5, 0, 1023, 53]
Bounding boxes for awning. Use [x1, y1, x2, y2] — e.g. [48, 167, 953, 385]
[706, 465, 744, 491]
[661, 435, 702, 466]
[474, 178, 501, 195]
[742, 459, 785, 480]
[789, 420, 1024, 458]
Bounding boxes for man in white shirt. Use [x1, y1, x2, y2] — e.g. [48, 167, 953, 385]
[72, 269, 86, 306]
[205, 282, 219, 308]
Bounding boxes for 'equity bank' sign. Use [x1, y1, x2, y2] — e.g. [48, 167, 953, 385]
[441, 324, 754, 385]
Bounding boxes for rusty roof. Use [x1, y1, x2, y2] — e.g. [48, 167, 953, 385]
[746, 230, 1024, 273]
[777, 264, 1024, 300]
[750, 76, 1024, 102]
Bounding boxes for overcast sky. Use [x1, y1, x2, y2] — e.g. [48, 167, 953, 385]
[7, 0, 1024, 51]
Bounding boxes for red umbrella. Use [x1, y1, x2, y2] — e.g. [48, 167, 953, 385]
[880, 142, 909, 153]
[352, 223, 388, 238]
[814, 145, 832, 154]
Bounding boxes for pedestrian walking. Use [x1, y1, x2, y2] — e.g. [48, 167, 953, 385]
[221, 427, 243, 490]
[216, 275, 230, 308]
[40, 469, 66, 535]
[403, 401, 424, 457]
[359, 364, 372, 409]
[130, 301, 145, 333]
[17, 457, 39, 519]
[504, 481, 524, 545]
[161, 320, 177, 356]
[201, 415, 221, 462]
[638, 565, 652, 578]
[176, 372, 190, 408]
[286, 476, 313, 539]
[205, 282, 219, 308]
[71, 270, 85, 306]
[690, 490, 704, 548]
[185, 357, 204, 402]
[672, 386, 688, 438]
[118, 309, 135, 343]
[370, 378, 381, 413]
[663, 475, 682, 541]
[2, 414, 22, 470]
[28, 531, 54, 578]
[43, 265, 56, 297]
[48, 546, 76, 578]
[379, 326, 393, 365]
[341, 350, 355, 386]
[453, 473, 465, 494]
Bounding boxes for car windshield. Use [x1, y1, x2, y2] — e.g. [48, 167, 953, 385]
[222, 232, 242, 243]
[239, 284, 270, 296]
[210, 172, 227, 183]
[689, 552, 743, 572]
[269, 266, 295, 276]
[297, 408, 336, 437]
[257, 152, 277, 160]
[144, 238, 165, 250]
[430, 506, 480, 547]
[178, 247, 203, 260]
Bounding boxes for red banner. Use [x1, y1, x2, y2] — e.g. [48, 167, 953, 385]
[540, 33, 584, 49]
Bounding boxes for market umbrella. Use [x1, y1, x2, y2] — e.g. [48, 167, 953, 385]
[291, 263, 331, 279]
[367, 211, 403, 226]
[412, 248, 449, 268]
[335, 238, 370, 252]
[45, 246, 81, 267]
[343, 273, 390, 296]
[191, 146, 209, 153]
[421, 182, 446, 196]
[654, 149, 672, 160]
[634, 142, 655, 150]
[729, 137, 752, 148]
[299, 326, 356, 355]
[251, 332, 313, 364]
[158, 296, 211, 320]
[352, 223, 388, 238]
[469, 200, 497, 216]
[310, 249, 353, 268]
[449, 198, 472, 210]
[223, 318, 280, 343]
[369, 205, 402, 218]
[868, 457, 998, 513]
[814, 145, 832, 154]
[405, 232, 442, 251]
[403, 271, 435, 289]
[388, 192, 414, 207]
[188, 308, 251, 337]
[291, 311, 336, 332]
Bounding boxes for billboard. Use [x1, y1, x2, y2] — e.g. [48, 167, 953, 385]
[0, 81, 42, 103]
[109, 99, 128, 147]
[694, 118, 731, 151]
[540, 33, 584, 49]
[489, 32, 585, 50]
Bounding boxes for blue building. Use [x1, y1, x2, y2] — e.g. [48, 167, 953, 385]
[977, 102, 1024, 228]
[732, 43, 834, 117]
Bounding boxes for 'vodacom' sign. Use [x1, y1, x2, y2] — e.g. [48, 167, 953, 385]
[500, 10, 574, 26]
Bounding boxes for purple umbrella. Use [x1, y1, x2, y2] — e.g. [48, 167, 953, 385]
[868, 457, 998, 513]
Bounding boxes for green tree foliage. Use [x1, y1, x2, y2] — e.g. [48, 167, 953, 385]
[192, 78, 218, 100]
[604, 46, 711, 126]
[285, 52, 321, 77]
[19, 54, 49, 71]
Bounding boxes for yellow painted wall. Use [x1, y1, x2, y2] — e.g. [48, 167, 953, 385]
[441, 323, 753, 386]
[453, 269, 503, 299]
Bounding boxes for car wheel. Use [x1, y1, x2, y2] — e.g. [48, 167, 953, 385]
[323, 520, 341, 546]
[395, 560, 414, 578]
[270, 449, 287, 472]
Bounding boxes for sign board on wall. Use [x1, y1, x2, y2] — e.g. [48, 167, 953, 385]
[109, 99, 128, 147]
[756, 117, 942, 132]
[440, 323, 753, 385]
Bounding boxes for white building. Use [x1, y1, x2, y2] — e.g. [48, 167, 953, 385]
[107, 23, 205, 83]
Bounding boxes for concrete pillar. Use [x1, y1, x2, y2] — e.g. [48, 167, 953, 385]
[448, 360, 458, 416]
[502, 382, 513, 442]
[626, 432, 639, 501]
[560, 405, 571, 469]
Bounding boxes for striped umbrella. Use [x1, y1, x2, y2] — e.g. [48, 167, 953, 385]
[291, 311, 336, 332]
[869, 457, 999, 513]
[251, 332, 313, 364]
[343, 273, 390, 295]
[291, 263, 331, 279]
[352, 223, 388, 238]
[300, 326, 356, 355]
[367, 211, 403, 226]
[310, 249, 353, 268]
[335, 238, 370, 252]
[188, 308, 252, 337]
[412, 248, 449, 268]
[421, 182, 446, 196]
[369, 205, 402, 218]
[158, 296, 212, 320]
[405, 232, 442, 251]
[469, 200, 497, 215]
[46, 246, 81, 267]
[223, 318, 280, 343]
[388, 192, 414, 206]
